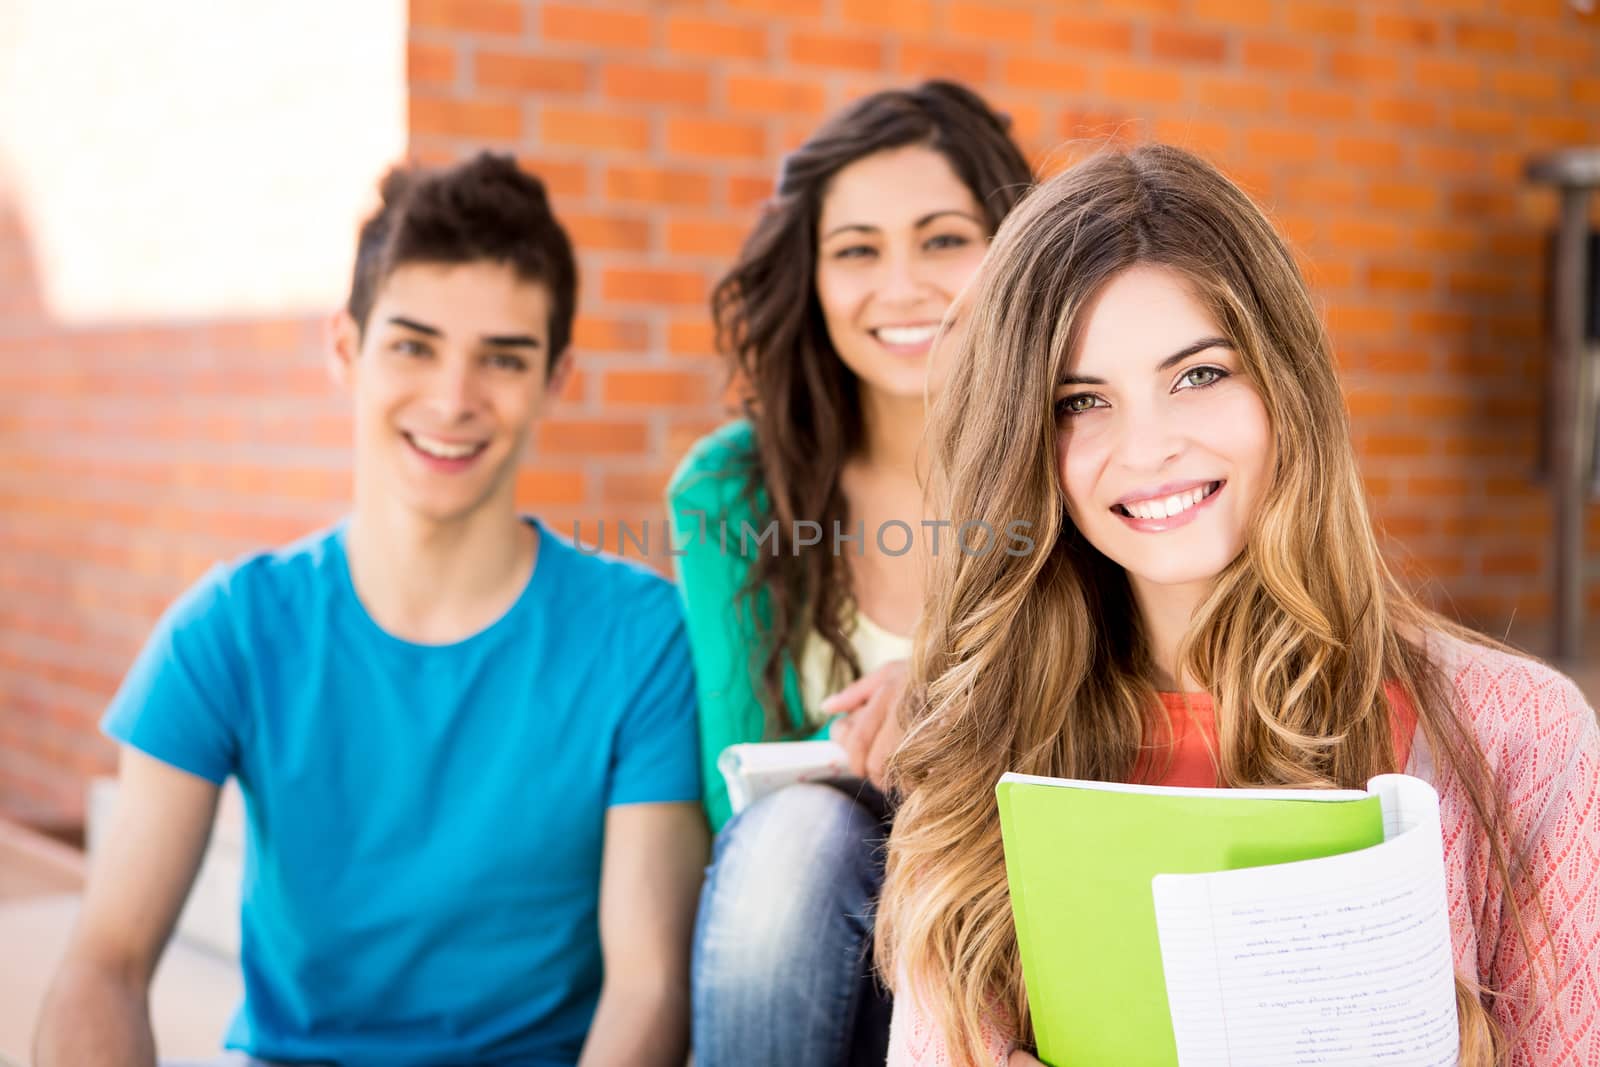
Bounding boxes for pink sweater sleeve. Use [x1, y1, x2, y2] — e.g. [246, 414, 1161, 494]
[885, 981, 1012, 1067]
[1455, 654, 1600, 1066]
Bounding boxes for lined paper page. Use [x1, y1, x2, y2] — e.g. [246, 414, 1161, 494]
[1150, 775, 1457, 1067]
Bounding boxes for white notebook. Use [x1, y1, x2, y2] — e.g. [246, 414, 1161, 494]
[1150, 773, 1458, 1066]
[716, 740, 851, 815]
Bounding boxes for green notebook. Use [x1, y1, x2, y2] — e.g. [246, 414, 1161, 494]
[996, 774, 1385, 1067]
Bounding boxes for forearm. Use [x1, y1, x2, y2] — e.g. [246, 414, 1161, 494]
[34, 957, 157, 1067]
[577, 979, 690, 1067]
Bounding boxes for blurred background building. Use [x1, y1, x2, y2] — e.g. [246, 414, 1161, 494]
[1, 0, 1598, 843]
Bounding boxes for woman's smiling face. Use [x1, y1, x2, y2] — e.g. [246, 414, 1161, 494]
[1054, 264, 1274, 598]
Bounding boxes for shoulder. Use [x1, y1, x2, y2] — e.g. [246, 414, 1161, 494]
[535, 521, 681, 625]
[168, 524, 343, 633]
[1428, 630, 1597, 790]
[666, 419, 757, 512]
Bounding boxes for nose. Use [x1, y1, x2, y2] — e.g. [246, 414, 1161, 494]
[425, 356, 482, 422]
[876, 247, 930, 307]
[1112, 399, 1185, 474]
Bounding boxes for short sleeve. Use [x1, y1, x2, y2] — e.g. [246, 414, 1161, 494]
[606, 585, 701, 808]
[101, 563, 248, 785]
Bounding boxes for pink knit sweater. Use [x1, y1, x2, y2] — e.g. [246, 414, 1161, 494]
[887, 636, 1600, 1066]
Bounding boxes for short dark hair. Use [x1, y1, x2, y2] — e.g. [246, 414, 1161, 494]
[346, 151, 578, 373]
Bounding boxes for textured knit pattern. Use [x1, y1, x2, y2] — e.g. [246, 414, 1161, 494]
[887, 637, 1600, 1066]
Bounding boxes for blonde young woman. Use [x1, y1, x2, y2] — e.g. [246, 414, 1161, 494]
[876, 144, 1600, 1066]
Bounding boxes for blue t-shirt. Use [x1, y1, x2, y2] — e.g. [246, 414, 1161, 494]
[102, 518, 700, 1067]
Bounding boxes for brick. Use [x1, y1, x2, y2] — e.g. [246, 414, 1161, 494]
[666, 219, 749, 258]
[1151, 27, 1228, 64]
[536, 419, 651, 456]
[514, 469, 586, 507]
[412, 0, 523, 35]
[541, 108, 651, 152]
[840, 0, 935, 33]
[946, 2, 1037, 44]
[1197, 75, 1274, 114]
[541, 4, 653, 50]
[1527, 115, 1595, 145]
[605, 165, 713, 207]
[602, 369, 714, 406]
[1373, 13, 1439, 45]
[1368, 181, 1439, 213]
[666, 117, 767, 160]
[1286, 87, 1357, 123]
[1057, 109, 1143, 144]
[1190, 0, 1275, 28]
[602, 269, 708, 305]
[788, 30, 884, 70]
[1493, 68, 1561, 103]
[1452, 21, 1519, 54]
[408, 42, 458, 87]
[665, 16, 769, 61]
[1414, 57, 1482, 94]
[1452, 105, 1518, 137]
[411, 95, 522, 141]
[1002, 56, 1091, 93]
[1370, 95, 1438, 129]
[727, 174, 775, 208]
[1051, 14, 1135, 53]
[727, 75, 828, 116]
[667, 319, 719, 357]
[572, 316, 650, 353]
[1244, 126, 1322, 165]
[1575, 78, 1600, 107]
[727, 0, 825, 14]
[1105, 0, 1182, 14]
[900, 41, 991, 84]
[1104, 64, 1187, 106]
[1241, 38, 1317, 74]
[475, 53, 588, 94]
[602, 64, 712, 108]
[517, 156, 589, 200]
[1332, 135, 1405, 169]
[1150, 118, 1234, 159]
[1328, 49, 1400, 83]
[1527, 30, 1595, 65]
[563, 213, 652, 254]
[1366, 264, 1434, 292]
[1286, 4, 1360, 35]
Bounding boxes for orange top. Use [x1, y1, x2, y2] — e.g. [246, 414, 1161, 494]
[1134, 685, 1419, 788]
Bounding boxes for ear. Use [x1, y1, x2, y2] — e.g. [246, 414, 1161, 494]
[326, 309, 361, 389]
[546, 347, 576, 399]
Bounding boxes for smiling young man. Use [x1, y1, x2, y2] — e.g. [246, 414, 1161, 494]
[34, 153, 707, 1067]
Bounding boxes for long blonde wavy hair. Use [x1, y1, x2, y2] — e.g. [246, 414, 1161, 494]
[876, 144, 1526, 1065]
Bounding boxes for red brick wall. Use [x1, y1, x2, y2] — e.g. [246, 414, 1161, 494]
[3, 0, 1599, 830]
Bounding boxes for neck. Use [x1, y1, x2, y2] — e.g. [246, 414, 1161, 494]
[345, 482, 534, 644]
[855, 385, 927, 478]
[1130, 575, 1214, 691]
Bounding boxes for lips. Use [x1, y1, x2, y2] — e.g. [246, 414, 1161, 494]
[404, 431, 487, 463]
[872, 324, 939, 346]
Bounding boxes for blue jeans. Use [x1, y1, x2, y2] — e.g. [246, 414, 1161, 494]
[691, 781, 892, 1067]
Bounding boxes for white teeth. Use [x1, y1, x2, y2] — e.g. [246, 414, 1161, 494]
[1123, 484, 1214, 521]
[875, 325, 938, 346]
[409, 433, 482, 460]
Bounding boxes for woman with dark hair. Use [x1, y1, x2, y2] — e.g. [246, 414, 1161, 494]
[667, 81, 1034, 1065]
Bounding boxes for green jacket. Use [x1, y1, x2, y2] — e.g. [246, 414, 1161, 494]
[666, 420, 827, 832]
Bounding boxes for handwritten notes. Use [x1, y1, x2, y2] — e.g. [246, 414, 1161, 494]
[1151, 775, 1458, 1067]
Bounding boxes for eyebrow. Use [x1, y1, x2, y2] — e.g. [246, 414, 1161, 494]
[820, 209, 986, 242]
[387, 315, 541, 349]
[1058, 336, 1233, 386]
